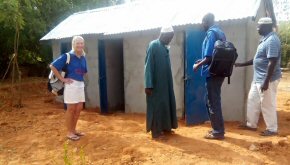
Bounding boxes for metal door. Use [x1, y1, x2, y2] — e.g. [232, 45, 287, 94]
[185, 28, 209, 125]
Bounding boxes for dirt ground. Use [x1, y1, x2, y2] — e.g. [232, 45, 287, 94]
[0, 72, 289, 165]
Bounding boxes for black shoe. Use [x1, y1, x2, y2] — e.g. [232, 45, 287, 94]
[204, 132, 224, 140]
[260, 130, 278, 136]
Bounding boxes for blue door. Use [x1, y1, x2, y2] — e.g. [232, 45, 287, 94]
[185, 28, 209, 125]
[98, 40, 108, 113]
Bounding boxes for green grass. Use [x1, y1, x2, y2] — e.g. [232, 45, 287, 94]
[63, 141, 89, 165]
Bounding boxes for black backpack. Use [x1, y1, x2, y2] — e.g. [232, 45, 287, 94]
[47, 53, 70, 96]
[208, 31, 238, 84]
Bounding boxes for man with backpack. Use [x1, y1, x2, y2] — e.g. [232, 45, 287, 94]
[235, 17, 281, 136]
[193, 13, 226, 140]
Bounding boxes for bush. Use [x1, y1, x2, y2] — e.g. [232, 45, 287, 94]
[278, 21, 290, 68]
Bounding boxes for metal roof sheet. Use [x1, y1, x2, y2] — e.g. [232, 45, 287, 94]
[41, 0, 261, 40]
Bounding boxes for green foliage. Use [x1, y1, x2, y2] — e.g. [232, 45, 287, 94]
[278, 21, 290, 67]
[0, 0, 24, 30]
[79, 146, 87, 165]
[0, 0, 124, 78]
[63, 141, 73, 165]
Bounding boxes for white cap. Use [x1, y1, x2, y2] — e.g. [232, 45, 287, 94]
[161, 25, 174, 33]
[258, 17, 273, 24]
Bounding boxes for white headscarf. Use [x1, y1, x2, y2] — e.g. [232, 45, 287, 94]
[160, 25, 174, 33]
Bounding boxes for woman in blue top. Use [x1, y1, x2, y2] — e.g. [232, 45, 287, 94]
[50, 36, 87, 141]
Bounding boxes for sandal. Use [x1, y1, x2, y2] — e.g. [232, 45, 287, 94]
[260, 130, 277, 136]
[75, 132, 85, 136]
[67, 135, 80, 141]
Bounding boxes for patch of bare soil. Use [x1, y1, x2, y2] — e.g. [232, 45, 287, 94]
[0, 73, 289, 165]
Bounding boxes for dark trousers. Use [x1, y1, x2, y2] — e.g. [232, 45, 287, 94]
[206, 76, 225, 135]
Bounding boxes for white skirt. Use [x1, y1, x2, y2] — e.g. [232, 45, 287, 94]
[64, 80, 85, 104]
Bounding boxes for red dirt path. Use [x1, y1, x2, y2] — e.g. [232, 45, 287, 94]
[0, 72, 289, 165]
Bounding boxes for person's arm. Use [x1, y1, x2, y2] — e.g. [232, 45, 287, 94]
[235, 59, 253, 67]
[50, 65, 73, 84]
[193, 57, 211, 72]
[260, 58, 278, 92]
[261, 36, 280, 92]
[50, 54, 73, 84]
[144, 43, 156, 96]
[193, 31, 216, 72]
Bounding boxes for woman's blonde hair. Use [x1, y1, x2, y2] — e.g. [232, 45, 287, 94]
[72, 36, 86, 55]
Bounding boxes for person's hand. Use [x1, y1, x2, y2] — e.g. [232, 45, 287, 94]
[145, 88, 153, 96]
[62, 78, 73, 84]
[195, 59, 202, 63]
[234, 63, 243, 67]
[193, 59, 201, 72]
[261, 80, 269, 92]
[193, 63, 199, 72]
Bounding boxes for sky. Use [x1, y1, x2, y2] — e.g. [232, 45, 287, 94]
[273, 0, 290, 21]
[125, 0, 290, 22]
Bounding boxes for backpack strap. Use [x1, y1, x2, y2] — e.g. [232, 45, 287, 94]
[208, 29, 219, 41]
[208, 29, 227, 42]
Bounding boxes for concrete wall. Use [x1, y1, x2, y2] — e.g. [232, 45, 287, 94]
[123, 31, 184, 117]
[170, 32, 185, 117]
[216, 4, 266, 121]
[219, 20, 248, 121]
[51, 40, 64, 103]
[123, 34, 155, 114]
[120, 21, 259, 122]
[242, 3, 267, 121]
[84, 37, 100, 108]
[52, 40, 60, 59]
[105, 40, 125, 110]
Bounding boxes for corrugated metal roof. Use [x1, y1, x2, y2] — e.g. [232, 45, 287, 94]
[41, 0, 261, 40]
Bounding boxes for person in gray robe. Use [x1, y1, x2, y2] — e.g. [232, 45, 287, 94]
[144, 25, 178, 139]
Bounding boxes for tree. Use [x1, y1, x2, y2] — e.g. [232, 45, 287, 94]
[0, 0, 29, 107]
[0, 0, 126, 78]
[278, 21, 290, 67]
[0, 0, 125, 108]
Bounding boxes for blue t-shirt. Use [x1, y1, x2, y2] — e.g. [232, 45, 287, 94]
[201, 25, 226, 77]
[51, 50, 87, 81]
[253, 32, 281, 83]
